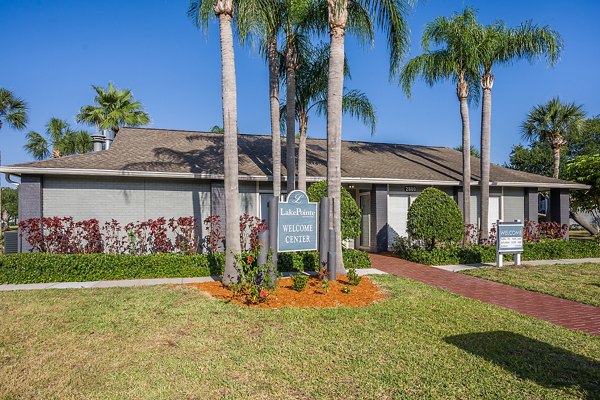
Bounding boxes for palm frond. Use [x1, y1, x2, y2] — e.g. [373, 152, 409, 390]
[24, 131, 49, 160]
[0, 88, 29, 130]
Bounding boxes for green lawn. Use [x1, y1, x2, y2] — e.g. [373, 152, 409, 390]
[462, 263, 600, 307]
[1, 275, 599, 399]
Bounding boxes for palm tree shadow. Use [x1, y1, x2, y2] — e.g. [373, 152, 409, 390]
[444, 331, 600, 399]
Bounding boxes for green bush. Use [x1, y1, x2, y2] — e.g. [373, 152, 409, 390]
[394, 238, 600, 265]
[307, 180, 361, 241]
[342, 248, 371, 269]
[0, 253, 223, 284]
[277, 249, 371, 272]
[290, 274, 309, 292]
[407, 187, 463, 249]
[347, 268, 361, 286]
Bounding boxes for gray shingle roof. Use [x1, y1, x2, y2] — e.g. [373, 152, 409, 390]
[2, 127, 584, 188]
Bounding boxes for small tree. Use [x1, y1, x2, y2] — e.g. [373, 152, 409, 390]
[565, 154, 600, 235]
[307, 180, 360, 242]
[407, 187, 463, 249]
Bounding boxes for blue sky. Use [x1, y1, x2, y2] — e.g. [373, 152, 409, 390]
[1, 0, 599, 179]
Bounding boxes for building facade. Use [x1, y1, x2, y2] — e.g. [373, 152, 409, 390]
[1, 128, 585, 253]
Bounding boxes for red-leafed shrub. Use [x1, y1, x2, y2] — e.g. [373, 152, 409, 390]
[18, 217, 102, 254]
[523, 220, 569, 242]
[102, 219, 127, 254]
[169, 217, 200, 254]
[239, 213, 268, 252]
[203, 215, 224, 254]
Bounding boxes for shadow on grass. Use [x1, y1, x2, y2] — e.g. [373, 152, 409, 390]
[445, 331, 600, 399]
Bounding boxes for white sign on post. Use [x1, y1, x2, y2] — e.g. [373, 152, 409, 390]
[496, 220, 524, 267]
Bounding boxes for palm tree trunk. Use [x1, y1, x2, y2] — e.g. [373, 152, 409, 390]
[267, 35, 281, 198]
[327, 0, 348, 274]
[480, 72, 493, 240]
[457, 78, 471, 230]
[552, 145, 561, 179]
[285, 48, 297, 193]
[298, 112, 308, 192]
[218, 11, 241, 285]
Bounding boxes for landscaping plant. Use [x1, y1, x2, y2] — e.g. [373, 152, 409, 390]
[290, 274, 309, 292]
[229, 252, 277, 304]
[307, 180, 361, 241]
[407, 187, 463, 249]
[347, 268, 361, 286]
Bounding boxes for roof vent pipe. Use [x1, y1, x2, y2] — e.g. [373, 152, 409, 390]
[104, 129, 114, 150]
[91, 133, 105, 152]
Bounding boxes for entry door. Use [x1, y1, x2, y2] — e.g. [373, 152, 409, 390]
[388, 195, 410, 248]
[359, 194, 371, 248]
[488, 196, 500, 230]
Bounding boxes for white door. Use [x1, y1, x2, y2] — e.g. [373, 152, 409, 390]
[359, 194, 371, 248]
[488, 196, 500, 231]
[388, 195, 410, 249]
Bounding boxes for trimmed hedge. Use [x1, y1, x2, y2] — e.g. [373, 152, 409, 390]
[0, 248, 372, 284]
[395, 239, 600, 265]
[0, 253, 224, 285]
[278, 249, 372, 272]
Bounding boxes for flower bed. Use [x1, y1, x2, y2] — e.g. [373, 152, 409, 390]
[186, 275, 385, 308]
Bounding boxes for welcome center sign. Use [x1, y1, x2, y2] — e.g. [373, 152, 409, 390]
[277, 190, 318, 252]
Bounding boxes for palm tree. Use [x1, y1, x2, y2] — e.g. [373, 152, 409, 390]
[521, 98, 585, 179]
[0, 88, 28, 131]
[237, 0, 285, 197]
[400, 8, 482, 229]
[478, 20, 562, 239]
[188, 0, 242, 285]
[76, 83, 150, 137]
[325, 0, 410, 272]
[281, 43, 376, 191]
[24, 118, 92, 160]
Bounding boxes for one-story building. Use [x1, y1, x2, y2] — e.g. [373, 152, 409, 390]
[1, 127, 588, 253]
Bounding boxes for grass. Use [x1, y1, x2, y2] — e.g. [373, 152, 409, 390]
[462, 263, 600, 307]
[0, 275, 598, 399]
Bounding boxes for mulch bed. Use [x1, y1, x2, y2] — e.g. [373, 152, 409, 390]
[183, 275, 386, 308]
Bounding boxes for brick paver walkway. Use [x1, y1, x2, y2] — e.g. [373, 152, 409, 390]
[370, 253, 600, 337]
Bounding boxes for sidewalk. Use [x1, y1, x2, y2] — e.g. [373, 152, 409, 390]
[434, 257, 600, 272]
[370, 253, 600, 337]
[0, 268, 387, 292]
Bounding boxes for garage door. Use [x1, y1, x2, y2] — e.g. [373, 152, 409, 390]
[388, 194, 410, 249]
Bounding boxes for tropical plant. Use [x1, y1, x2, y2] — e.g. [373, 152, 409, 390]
[76, 83, 150, 136]
[564, 154, 600, 235]
[281, 43, 376, 191]
[24, 118, 92, 160]
[454, 144, 480, 158]
[1, 188, 18, 225]
[209, 124, 224, 133]
[236, 0, 285, 197]
[477, 18, 561, 240]
[0, 88, 28, 131]
[188, 0, 242, 285]
[521, 98, 585, 179]
[325, 0, 412, 273]
[400, 8, 482, 230]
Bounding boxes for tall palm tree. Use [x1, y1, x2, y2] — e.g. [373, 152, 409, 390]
[281, 43, 376, 191]
[521, 98, 585, 179]
[400, 8, 481, 229]
[76, 83, 150, 137]
[188, 0, 242, 285]
[325, 0, 410, 272]
[478, 20, 562, 239]
[237, 0, 285, 197]
[0, 88, 28, 131]
[24, 118, 92, 160]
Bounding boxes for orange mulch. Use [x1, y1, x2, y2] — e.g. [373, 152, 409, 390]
[183, 275, 386, 308]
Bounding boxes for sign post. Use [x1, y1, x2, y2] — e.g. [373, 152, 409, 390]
[496, 219, 524, 267]
[277, 190, 319, 253]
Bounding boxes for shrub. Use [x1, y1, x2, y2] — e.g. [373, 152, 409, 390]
[229, 252, 277, 304]
[291, 274, 309, 292]
[341, 286, 352, 294]
[407, 187, 463, 249]
[394, 237, 600, 265]
[307, 180, 361, 241]
[342, 248, 371, 269]
[347, 268, 361, 286]
[0, 253, 223, 284]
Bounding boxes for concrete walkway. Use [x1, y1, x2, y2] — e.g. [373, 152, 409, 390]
[434, 257, 600, 272]
[0, 268, 387, 292]
[370, 253, 600, 337]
